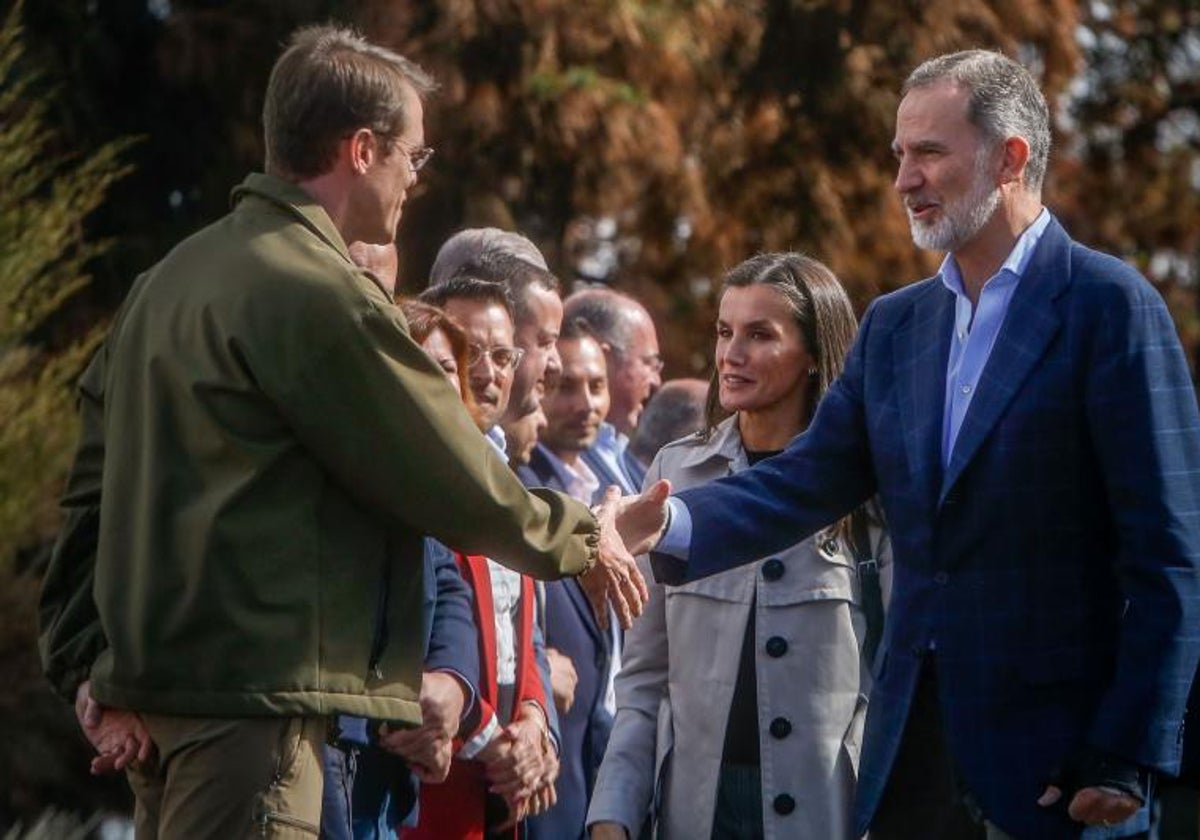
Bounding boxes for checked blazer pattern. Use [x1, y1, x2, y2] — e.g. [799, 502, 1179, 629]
[664, 217, 1200, 839]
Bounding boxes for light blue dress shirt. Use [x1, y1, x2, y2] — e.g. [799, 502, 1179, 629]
[940, 209, 1051, 466]
[658, 209, 1053, 561]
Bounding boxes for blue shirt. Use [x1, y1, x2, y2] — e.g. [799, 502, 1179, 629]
[940, 209, 1051, 466]
[659, 209, 1053, 561]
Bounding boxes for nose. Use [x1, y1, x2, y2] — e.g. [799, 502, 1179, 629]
[471, 356, 500, 387]
[894, 154, 921, 195]
[545, 345, 562, 379]
[722, 336, 747, 366]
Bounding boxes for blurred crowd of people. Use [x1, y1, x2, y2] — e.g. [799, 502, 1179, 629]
[37, 22, 1200, 840]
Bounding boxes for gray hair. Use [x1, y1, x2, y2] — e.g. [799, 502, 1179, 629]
[430, 228, 549, 285]
[263, 25, 436, 180]
[562, 288, 644, 356]
[431, 247, 560, 327]
[904, 49, 1051, 193]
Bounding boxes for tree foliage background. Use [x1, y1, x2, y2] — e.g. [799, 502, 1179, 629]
[2, 0, 1198, 828]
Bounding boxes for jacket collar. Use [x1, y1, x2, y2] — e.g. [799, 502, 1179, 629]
[677, 416, 748, 473]
[230, 173, 354, 266]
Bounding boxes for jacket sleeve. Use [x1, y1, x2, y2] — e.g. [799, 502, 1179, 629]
[667, 304, 880, 584]
[423, 541, 480, 691]
[531, 618, 562, 750]
[1080, 261, 1200, 772]
[256, 287, 598, 582]
[38, 345, 109, 701]
[587, 454, 672, 834]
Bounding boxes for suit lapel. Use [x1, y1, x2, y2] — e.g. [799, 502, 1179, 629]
[939, 219, 1071, 501]
[565, 578, 608, 651]
[894, 281, 954, 512]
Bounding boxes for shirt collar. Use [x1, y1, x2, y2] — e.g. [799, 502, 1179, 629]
[939, 208, 1052, 298]
[593, 422, 626, 455]
[539, 446, 599, 504]
[485, 425, 507, 458]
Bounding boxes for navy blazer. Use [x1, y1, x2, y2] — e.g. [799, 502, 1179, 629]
[522, 444, 618, 840]
[343, 539, 480, 835]
[664, 218, 1200, 839]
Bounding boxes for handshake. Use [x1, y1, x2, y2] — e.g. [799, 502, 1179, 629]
[578, 480, 672, 632]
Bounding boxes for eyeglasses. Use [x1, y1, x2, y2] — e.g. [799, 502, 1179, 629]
[406, 145, 435, 174]
[468, 344, 525, 372]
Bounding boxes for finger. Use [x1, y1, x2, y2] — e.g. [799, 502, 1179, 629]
[91, 751, 120, 776]
[136, 731, 154, 763]
[113, 736, 139, 771]
[642, 478, 671, 505]
[617, 564, 646, 623]
[590, 581, 610, 631]
[629, 557, 650, 604]
[83, 697, 103, 729]
[1037, 785, 1062, 807]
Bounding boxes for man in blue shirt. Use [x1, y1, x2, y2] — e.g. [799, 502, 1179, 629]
[624, 49, 1200, 839]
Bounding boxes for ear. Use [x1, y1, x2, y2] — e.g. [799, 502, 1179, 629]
[998, 135, 1031, 187]
[345, 128, 378, 176]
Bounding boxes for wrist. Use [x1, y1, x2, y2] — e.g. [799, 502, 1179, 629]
[519, 701, 553, 754]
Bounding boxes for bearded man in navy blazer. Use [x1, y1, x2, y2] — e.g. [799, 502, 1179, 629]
[623, 50, 1200, 839]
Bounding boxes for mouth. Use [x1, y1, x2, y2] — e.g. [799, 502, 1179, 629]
[721, 374, 754, 387]
[906, 199, 940, 222]
[564, 419, 596, 437]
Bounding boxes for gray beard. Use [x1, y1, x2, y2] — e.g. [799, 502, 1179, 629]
[908, 179, 1001, 253]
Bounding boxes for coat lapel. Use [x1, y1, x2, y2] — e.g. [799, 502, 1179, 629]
[565, 578, 609, 651]
[939, 219, 1071, 502]
[894, 281, 954, 512]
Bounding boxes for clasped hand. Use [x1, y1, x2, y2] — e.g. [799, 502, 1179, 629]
[477, 704, 558, 829]
[74, 680, 155, 775]
[378, 670, 466, 783]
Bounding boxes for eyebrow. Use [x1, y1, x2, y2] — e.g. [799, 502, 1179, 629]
[717, 318, 779, 330]
[893, 139, 948, 156]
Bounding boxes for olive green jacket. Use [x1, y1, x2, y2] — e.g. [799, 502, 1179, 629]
[39, 173, 597, 725]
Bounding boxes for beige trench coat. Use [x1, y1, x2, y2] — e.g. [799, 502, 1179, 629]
[587, 417, 890, 839]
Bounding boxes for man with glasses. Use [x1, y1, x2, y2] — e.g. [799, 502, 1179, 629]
[421, 277, 525, 450]
[39, 25, 653, 837]
[564, 289, 663, 495]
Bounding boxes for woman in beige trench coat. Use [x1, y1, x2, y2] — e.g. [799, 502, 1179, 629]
[588, 253, 889, 840]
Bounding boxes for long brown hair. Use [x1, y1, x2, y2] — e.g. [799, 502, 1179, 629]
[704, 252, 858, 436]
[399, 298, 482, 428]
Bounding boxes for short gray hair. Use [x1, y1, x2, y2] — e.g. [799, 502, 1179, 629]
[430, 228, 548, 285]
[904, 49, 1051, 193]
[562, 288, 644, 355]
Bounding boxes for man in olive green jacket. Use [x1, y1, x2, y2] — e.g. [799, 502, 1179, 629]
[39, 25, 662, 838]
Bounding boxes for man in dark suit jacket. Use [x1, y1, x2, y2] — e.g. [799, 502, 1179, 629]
[523, 444, 618, 840]
[631, 50, 1200, 839]
[524, 324, 621, 840]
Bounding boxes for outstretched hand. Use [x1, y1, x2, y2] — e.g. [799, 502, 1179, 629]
[582, 480, 670, 630]
[74, 680, 155, 775]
